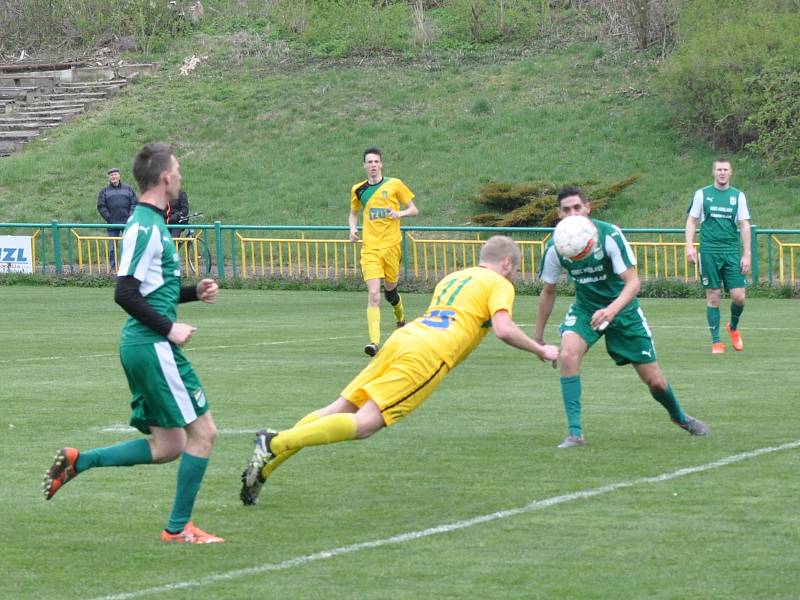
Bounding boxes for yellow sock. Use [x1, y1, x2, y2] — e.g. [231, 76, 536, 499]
[392, 296, 405, 323]
[367, 306, 381, 345]
[262, 410, 321, 479]
[271, 413, 358, 455]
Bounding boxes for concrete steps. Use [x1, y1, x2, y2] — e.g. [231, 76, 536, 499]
[59, 80, 128, 93]
[0, 63, 152, 155]
[43, 91, 109, 101]
[0, 86, 39, 101]
[0, 115, 64, 125]
[0, 121, 57, 131]
[0, 130, 40, 153]
[27, 99, 101, 110]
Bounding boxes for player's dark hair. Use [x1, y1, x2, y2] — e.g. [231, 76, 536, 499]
[363, 147, 382, 161]
[713, 157, 732, 167]
[133, 142, 174, 193]
[557, 186, 587, 206]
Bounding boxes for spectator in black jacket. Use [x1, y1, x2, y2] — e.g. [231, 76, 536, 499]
[166, 190, 189, 238]
[97, 168, 138, 269]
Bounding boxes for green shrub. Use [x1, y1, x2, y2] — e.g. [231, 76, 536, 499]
[299, 0, 412, 57]
[0, 0, 186, 53]
[467, 97, 492, 114]
[432, 0, 547, 46]
[470, 176, 638, 227]
[656, 0, 800, 159]
[744, 58, 800, 176]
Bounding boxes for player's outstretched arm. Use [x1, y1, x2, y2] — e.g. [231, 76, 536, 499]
[492, 310, 559, 362]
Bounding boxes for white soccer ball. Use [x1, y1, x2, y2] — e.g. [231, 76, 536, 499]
[553, 215, 599, 260]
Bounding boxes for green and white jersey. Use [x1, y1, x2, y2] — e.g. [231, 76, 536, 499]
[540, 219, 639, 314]
[117, 203, 181, 345]
[688, 184, 750, 253]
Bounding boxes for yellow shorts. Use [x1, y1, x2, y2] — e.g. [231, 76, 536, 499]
[360, 244, 401, 283]
[341, 329, 450, 426]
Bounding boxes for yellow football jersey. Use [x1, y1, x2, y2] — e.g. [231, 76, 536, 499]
[350, 177, 415, 249]
[403, 265, 516, 368]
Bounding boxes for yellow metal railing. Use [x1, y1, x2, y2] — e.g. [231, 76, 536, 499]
[629, 240, 700, 282]
[173, 233, 203, 275]
[71, 230, 202, 274]
[72, 229, 118, 273]
[236, 233, 360, 279]
[772, 235, 800, 285]
[235, 232, 552, 281]
[13, 222, 799, 282]
[408, 232, 549, 281]
[31, 229, 39, 268]
[234, 231, 707, 283]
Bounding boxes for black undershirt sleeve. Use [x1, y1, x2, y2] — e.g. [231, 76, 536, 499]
[179, 285, 199, 303]
[114, 276, 174, 337]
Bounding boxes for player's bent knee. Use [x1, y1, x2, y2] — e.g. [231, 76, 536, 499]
[355, 401, 386, 439]
[383, 286, 400, 305]
[558, 351, 580, 372]
[644, 374, 668, 393]
[152, 440, 185, 463]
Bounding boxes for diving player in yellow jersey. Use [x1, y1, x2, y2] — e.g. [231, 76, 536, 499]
[240, 236, 559, 505]
[349, 147, 419, 356]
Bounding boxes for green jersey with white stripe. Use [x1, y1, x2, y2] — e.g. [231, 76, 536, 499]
[540, 219, 639, 314]
[687, 184, 750, 253]
[117, 203, 181, 345]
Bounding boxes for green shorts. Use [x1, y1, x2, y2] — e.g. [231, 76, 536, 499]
[559, 303, 657, 366]
[120, 341, 209, 434]
[700, 250, 747, 290]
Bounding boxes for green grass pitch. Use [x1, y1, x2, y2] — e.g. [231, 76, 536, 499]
[2, 287, 799, 599]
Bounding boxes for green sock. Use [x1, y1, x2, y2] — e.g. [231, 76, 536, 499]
[650, 384, 685, 423]
[730, 302, 744, 330]
[166, 452, 209, 534]
[560, 375, 582, 437]
[75, 438, 153, 474]
[706, 306, 721, 343]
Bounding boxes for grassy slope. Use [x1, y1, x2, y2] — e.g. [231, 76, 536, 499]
[1, 39, 798, 229]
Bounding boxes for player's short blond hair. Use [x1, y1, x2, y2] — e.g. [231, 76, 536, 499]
[479, 235, 521, 269]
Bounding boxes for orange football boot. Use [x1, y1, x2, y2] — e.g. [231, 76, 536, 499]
[161, 521, 224, 544]
[726, 323, 743, 351]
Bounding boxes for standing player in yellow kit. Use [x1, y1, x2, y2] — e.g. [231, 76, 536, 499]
[349, 147, 419, 356]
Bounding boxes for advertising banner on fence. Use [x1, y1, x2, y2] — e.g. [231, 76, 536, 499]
[0, 235, 34, 273]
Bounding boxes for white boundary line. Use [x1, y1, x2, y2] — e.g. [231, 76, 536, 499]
[95, 425, 259, 435]
[91, 440, 800, 600]
[4, 325, 798, 365]
[0, 335, 361, 365]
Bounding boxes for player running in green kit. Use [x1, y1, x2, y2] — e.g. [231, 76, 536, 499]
[685, 158, 752, 354]
[535, 187, 710, 448]
[42, 143, 224, 543]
